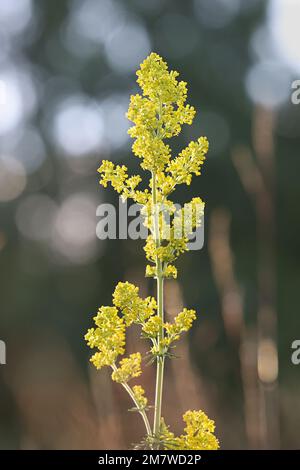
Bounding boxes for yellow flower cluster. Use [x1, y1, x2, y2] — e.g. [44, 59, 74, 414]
[159, 418, 179, 449]
[144, 197, 204, 279]
[179, 410, 219, 450]
[142, 315, 162, 338]
[86, 53, 219, 450]
[113, 281, 157, 326]
[145, 264, 156, 278]
[132, 385, 148, 410]
[85, 306, 125, 369]
[167, 137, 208, 186]
[111, 352, 142, 383]
[98, 160, 149, 204]
[84, 290, 195, 366]
[140, 307, 196, 356]
[96, 53, 208, 280]
[98, 161, 128, 192]
[126, 53, 195, 171]
[164, 308, 196, 347]
[173, 198, 205, 238]
[161, 410, 219, 450]
[144, 234, 187, 266]
[85, 282, 159, 370]
[163, 264, 177, 279]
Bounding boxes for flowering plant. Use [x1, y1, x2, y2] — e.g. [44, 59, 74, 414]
[85, 53, 219, 450]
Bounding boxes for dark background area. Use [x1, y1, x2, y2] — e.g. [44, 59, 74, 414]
[0, 0, 299, 449]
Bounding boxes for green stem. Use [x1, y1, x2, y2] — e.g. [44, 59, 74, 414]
[122, 382, 152, 438]
[152, 170, 165, 444]
[153, 274, 164, 439]
[111, 365, 152, 438]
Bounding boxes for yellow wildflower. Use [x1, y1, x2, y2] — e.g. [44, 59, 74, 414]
[85, 53, 219, 450]
[173, 198, 205, 239]
[142, 316, 162, 338]
[113, 281, 157, 326]
[164, 308, 196, 346]
[167, 137, 209, 186]
[159, 418, 179, 449]
[163, 264, 177, 279]
[179, 410, 219, 450]
[98, 161, 128, 193]
[132, 385, 148, 410]
[85, 306, 125, 369]
[111, 352, 142, 383]
[126, 52, 196, 172]
[161, 411, 219, 450]
[145, 264, 157, 278]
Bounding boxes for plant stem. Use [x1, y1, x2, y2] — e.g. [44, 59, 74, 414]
[122, 382, 152, 437]
[153, 273, 164, 439]
[111, 365, 152, 438]
[152, 170, 165, 443]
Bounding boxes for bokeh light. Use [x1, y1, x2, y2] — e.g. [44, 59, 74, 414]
[10, 126, 46, 173]
[64, 0, 152, 71]
[0, 155, 26, 202]
[51, 95, 104, 158]
[0, 64, 37, 135]
[245, 60, 291, 108]
[0, 0, 33, 37]
[98, 94, 130, 151]
[258, 338, 279, 384]
[16, 194, 57, 242]
[64, 0, 126, 58]
[51, 193, 100, 264]
[104, 20, 151, 73]
[194, 0, 240, 29]
[268, 0, 300, 74]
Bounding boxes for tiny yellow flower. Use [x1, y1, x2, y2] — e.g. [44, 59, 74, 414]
[164, 308, 197, 345]
[179, 410, 219, 450]
[113, 281, 157, 326]
[111, 352, 142, 383]
[85, 306, 125, 369]
[163, 264, 177, 279]
[132, 385, 148, 410]
[161, 411, 219, 450]
[167, 137, 208, 186]
[142, 316, 162, 338]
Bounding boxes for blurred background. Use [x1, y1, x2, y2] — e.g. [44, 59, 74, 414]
[0, 0, 299, 450]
